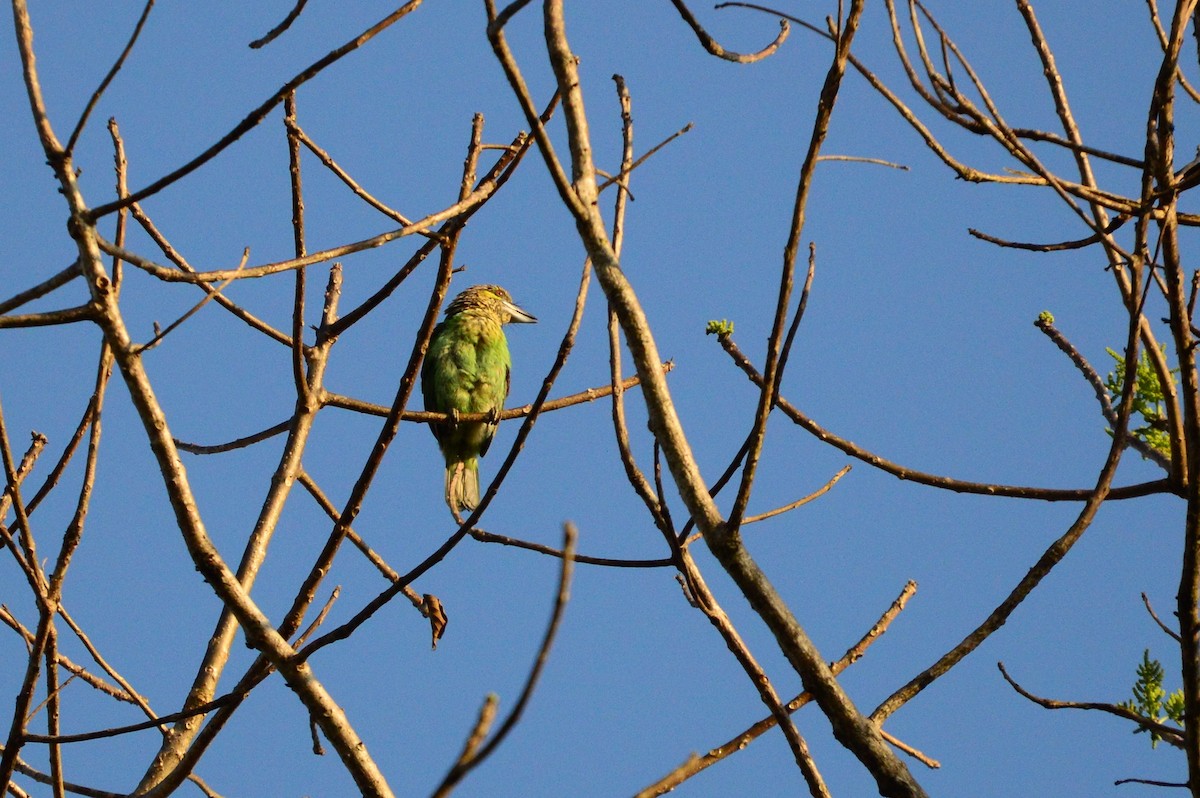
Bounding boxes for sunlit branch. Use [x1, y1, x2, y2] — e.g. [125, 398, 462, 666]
[0, 306, 96, 328]
[96, 181, 504, 284]
[637, 581, 918, 797]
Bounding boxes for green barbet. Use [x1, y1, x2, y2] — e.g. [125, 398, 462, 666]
[421, 284, 536, 512]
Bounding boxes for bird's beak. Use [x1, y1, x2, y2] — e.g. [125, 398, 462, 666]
[503, 299, 537, 324]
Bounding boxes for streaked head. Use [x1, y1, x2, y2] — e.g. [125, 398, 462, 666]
[445, 284, 537, 325]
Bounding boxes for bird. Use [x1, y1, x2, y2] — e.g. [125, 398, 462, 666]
[421, 284, 536, 513]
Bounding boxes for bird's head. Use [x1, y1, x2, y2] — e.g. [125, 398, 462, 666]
[446, 284, 537, 325]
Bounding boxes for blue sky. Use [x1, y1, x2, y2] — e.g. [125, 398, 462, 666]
[0, 2, 1192, 796]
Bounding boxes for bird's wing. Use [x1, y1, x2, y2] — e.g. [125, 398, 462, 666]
[421, 322, 448, 445]
[478, 363, 509, 458]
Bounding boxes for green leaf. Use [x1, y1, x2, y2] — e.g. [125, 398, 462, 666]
[1124, 649, 1185, 749]
[705, 319, 734, 337]
[1104, 347, 1179, 458]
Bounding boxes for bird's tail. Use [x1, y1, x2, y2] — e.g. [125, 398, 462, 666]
[445, 458, 480, 512]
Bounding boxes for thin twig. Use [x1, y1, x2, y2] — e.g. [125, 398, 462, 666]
[1142, 591, 1183, 641]
[0, 262, 82, 316]
[430, 523, 577, 797]
[668, 0, 789, 63]
[470, 527, 672, 568]
[24, 693, 242, 745]
[637, 581, 918, 797]
[65, 0, 155, 155]
[743, 465, 851, 524]
[249, 0, 308, 48]
[0, 306, 96, 328]
[1034, 315, 1171, 470]
[174, 420, 291, 455]
[718, 335, 1172, 502]
[997, 662, 1184, 748]
[134, 249, 250, 353]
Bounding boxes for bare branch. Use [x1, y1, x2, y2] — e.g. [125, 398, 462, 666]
[718, 334, 1172, 502]
[1142, 591, 1183, 642]
[0, 262, 82, 316]
[470, 526, 673, 568]
[430, 523, 577, 797]
[1034, 314, 1171, 470]
[872, 293, 1145, 722]
[742, 465, 851, 525]
[668, 0, 789, 63]
[638, 581, 918, 796]
[0, 305, 96, 329]
[249, 0, 309, 49]
[997, 662, 1184, 748]
[64, 0, 155, 155]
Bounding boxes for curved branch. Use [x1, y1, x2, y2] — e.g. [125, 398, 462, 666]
[718, 334, 1173, 502]
[968, 215, 1129, 252]
[1142, 591, 1183, 642]
[742, 464, 850, 525]
[997, 662, 1185, 748]
[669, 0, 789, 63]
[96, 178, 502, 284]
[249, 0, 309, 48]
[174, 420, 291, 455]
[23, 693, 240, 745]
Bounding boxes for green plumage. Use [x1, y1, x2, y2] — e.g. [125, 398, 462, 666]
[421, 285, 536, 513]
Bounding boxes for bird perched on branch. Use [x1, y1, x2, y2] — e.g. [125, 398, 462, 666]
[421, 284, 536, 513]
